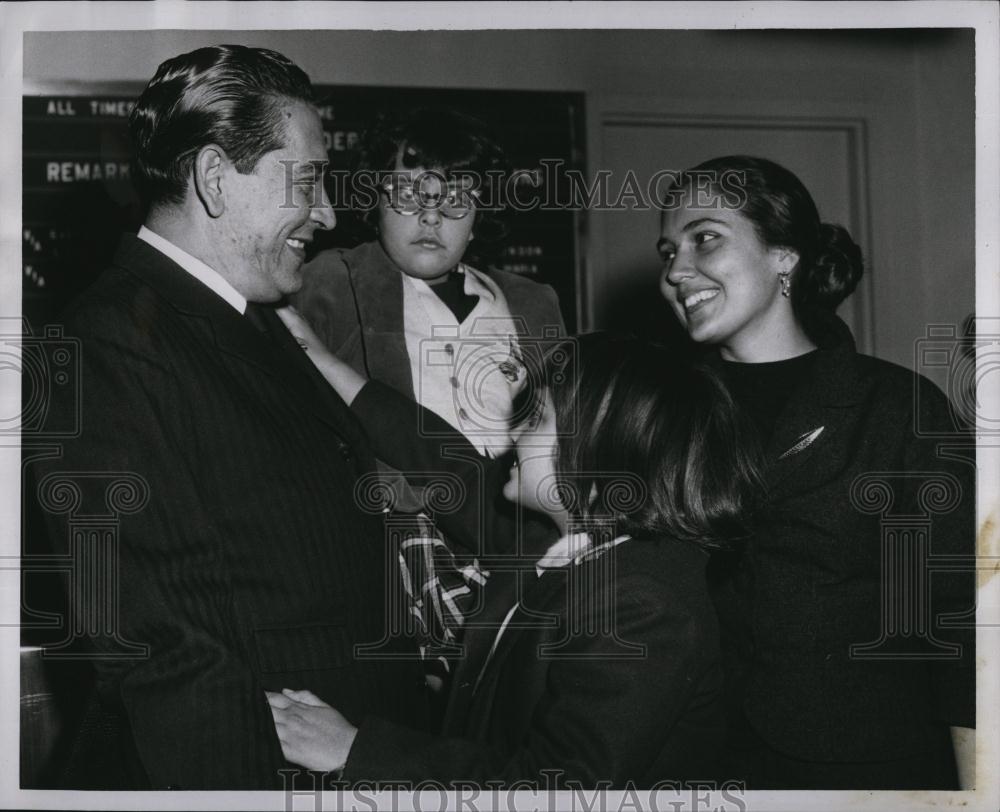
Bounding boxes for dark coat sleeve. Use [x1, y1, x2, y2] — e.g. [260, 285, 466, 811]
[34, 320, 286, 789]
[350, 380, 546, 558]
[341, 562, 718, 786]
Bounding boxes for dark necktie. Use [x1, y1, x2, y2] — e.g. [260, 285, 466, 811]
[244, 301, 317, 380]
[243, 300, 273, 335]
[244, 301, 368, 458]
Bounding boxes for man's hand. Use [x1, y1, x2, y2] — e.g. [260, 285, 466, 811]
[266, 688, 358, 773]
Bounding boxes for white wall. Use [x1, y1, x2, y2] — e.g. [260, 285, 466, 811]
[24, 29, 975, 372]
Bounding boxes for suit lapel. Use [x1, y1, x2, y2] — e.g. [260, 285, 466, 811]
[111, 235, 275, 374]
[252, 303, 372, 450]
[344, 242, 415, 399]
[113, 234, 366, 446]
[470, 566, 568, 693]
[442, 562, 557, 733]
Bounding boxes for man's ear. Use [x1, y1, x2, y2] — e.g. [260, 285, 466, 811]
[192, 144, 227, 218]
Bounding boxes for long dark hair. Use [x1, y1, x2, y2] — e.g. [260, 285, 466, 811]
[670, 155, 864, 340]
[515, 333, 765, 548]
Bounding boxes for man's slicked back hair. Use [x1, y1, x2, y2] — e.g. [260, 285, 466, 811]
[128, 44, 315, 206]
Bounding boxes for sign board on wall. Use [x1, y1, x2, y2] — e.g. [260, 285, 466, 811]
[23, 86, 584, 332]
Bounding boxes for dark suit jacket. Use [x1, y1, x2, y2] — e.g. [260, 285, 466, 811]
[338, 381, 725, 786]
[290, 241, 566, 400]
[344, 536, 724, 787]
[711, 321, 976, 764]
[29, 235, 427, 789]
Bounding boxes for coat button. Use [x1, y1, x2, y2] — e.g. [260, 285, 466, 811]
[444, 343, 454, 356]
[339, 443, 353, 460]
[450, 376, 459, 388]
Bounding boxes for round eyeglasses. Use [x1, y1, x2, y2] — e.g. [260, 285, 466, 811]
[380, 181, 479, 220]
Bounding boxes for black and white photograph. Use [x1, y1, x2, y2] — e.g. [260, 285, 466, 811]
[2, 2, 997, 810]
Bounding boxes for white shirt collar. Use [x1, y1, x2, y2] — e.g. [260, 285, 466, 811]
[137, 225, 247, 314]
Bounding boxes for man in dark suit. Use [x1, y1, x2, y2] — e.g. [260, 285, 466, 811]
[28, 44, 427, 789]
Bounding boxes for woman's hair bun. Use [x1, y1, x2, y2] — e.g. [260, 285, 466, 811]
[796, 222, 864, 313]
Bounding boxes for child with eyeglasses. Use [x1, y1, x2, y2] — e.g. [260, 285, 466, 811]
[290, 109, 566, 700]
[292, 108, 565, 457]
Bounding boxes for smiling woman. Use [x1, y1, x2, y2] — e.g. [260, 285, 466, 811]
[658, 164, 831, 362]
[657, 156, 976, 790]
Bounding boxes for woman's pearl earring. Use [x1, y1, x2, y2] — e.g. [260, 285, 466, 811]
[778, 271, 792, 298]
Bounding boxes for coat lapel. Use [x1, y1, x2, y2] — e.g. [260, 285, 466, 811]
[343, 242, 416, 399]
[111, 235, 272, 372]
[469, 566, 568, 693]
[251, 302, 372, 451]
[341, 242, 567, 401]
[442, 563, 560, 734]
[113, 234, 365, 445]
[484, 268, 558, 339]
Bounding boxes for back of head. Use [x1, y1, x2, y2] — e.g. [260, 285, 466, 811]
[676, 155, 864, 339]
[129, 44, 315, 207]
[533, 333, 764, 548]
